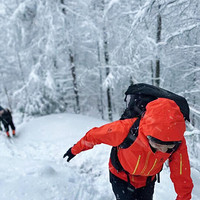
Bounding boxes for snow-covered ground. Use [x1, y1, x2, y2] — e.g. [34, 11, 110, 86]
[0, 113, 199, 200]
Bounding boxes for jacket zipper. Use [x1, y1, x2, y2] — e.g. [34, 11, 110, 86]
[147, 159, 157, 176]
[180, 153, 183, 175]
[132, 155, 141, 175]
[141, 151, 151, 174]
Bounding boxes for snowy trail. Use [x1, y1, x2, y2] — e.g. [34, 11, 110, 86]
[0, 113, 199, 200]
[0, 114, 113, 200]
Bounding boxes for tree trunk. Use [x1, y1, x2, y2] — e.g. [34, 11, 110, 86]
[155, 6, 162, 87]
[69, 49, 80, 114]
[103, 26, 113, 121]
[155, 59, 160, 87]
[60, 1, 80, 114]
[99, 0, 112, 121]
[97, 41, 104, 119]
[191, 64, 197, 126]
[150, 60, 154, 85]
[60, 0, 67, 14]
[16, 52, 28, 116]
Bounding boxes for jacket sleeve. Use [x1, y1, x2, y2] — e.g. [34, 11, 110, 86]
[71, 118, 136, 155]
[169, 137, 193, 200]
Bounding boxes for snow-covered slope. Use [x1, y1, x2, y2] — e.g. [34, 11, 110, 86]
[0, 113, 199, 200]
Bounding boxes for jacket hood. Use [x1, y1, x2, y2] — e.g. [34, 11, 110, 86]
[139, 98, 186, 142]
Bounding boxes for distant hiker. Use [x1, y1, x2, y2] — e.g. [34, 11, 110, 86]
[0, 106, 16, 137]
[63, 85, 193, 200]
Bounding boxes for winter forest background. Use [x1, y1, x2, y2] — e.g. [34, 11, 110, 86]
[0, 1, 200, 164]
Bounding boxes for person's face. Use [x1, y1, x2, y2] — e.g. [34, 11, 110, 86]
[148, 139, 176, 153]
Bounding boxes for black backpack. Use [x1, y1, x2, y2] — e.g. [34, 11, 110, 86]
[110, 83, 190, 181]
[120, 83, 190, 121]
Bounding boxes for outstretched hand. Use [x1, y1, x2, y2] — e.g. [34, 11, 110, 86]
[63, 147, 76, 162]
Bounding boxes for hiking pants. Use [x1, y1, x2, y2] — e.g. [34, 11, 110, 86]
[110, 172, 155, 200]
[2, 119, 15, 132]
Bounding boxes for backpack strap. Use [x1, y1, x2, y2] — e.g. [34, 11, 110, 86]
[110, 118, 140, 173]
[119, 118, 140, 149]
[110, 146, 124, 172]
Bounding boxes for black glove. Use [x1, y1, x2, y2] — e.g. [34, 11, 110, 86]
[63, 147, 76, 162]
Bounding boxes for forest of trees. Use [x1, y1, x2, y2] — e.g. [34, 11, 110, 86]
[0, 0, 199, 131]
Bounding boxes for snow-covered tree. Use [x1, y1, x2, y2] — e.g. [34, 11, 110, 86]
[0, 0, 199, 129]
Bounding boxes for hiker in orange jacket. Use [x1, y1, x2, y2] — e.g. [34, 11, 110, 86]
[63, 98, 193, 200]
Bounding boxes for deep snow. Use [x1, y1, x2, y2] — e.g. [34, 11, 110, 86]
[0, 113, 199, 200]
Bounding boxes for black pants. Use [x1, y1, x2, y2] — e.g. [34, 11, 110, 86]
[2, 119, 15, 132]
[110, 172, 155, 200]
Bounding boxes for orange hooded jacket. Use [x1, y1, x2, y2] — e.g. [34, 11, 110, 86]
[71, 98, 193, 200]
